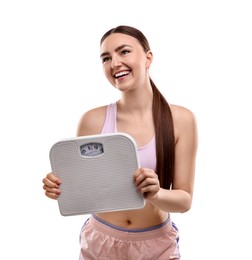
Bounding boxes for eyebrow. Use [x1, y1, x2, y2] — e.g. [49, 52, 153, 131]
[100, 44, 133, 58]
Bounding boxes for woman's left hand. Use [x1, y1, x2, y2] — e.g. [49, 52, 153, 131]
[134, 168, 160, 200]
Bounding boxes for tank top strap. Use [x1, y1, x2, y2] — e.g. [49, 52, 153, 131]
[101, 103, 117, 134]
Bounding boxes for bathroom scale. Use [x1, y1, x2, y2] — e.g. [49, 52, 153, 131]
[49, 132, 145, 216]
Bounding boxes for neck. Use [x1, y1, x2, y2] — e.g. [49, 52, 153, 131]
[118, 82, 153, 113]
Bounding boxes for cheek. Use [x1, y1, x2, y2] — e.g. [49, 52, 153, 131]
[103, 66, 110, 78]
[103, 67, 115, 84]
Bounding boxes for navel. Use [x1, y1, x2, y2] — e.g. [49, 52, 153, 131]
[127, 219, 132, 225]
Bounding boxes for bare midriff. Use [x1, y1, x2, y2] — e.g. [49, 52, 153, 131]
[95, 201, 168, 229]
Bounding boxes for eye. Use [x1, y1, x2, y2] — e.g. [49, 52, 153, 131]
[101, 56, 110, 63]
[121, 49, 130, 55]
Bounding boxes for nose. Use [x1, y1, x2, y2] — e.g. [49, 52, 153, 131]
[111, 54, 122, 68]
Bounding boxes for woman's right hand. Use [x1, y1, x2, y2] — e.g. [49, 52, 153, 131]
[42, 172, 61, 199]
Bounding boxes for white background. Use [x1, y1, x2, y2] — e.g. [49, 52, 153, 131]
[0, 0, 251, 259]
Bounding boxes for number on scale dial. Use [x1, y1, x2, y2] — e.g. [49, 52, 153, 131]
[80, 142, 104, 157]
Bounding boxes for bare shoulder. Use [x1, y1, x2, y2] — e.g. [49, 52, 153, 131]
[76, 105, 108, 136]
[170, 104, 198, 139]
[170, 104, 197, 122]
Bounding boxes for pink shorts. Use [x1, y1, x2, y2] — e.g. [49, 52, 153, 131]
[79, 214, 180, 260]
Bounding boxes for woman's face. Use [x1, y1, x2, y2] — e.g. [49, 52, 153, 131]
[100, 33, 152, 92]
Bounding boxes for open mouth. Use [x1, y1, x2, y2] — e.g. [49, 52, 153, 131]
[114, 70, 130, 79]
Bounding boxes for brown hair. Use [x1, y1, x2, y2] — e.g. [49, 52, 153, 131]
[100, 25, 175, 189]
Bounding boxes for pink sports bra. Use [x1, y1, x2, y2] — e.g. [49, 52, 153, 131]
[101, 103, 156, 170]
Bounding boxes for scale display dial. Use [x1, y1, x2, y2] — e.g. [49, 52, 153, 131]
[80, 142, 104, 157]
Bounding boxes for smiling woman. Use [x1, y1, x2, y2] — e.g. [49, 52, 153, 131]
[100, 33, 153, 93]
[42, 25, 198, 260]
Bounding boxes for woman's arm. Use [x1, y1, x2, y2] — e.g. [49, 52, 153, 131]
[134, 105, 198, 213]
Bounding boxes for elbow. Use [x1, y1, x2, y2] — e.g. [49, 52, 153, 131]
[180, 205, 191, 213]
[179, 193, 193, 213]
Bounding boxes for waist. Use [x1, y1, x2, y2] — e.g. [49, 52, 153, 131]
[89, 213, 172, 241]
[94, 203, 168, 229]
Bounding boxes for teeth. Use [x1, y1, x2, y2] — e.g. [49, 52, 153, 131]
[115, 71, 129, 78]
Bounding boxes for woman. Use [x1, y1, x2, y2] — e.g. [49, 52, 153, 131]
[43, 25, 198, 260]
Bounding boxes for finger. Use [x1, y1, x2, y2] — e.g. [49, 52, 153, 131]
[135, 168, 157, 185]
[43, 184, 61, 195]
[42, 174, 61, 188]
[137, 177, 158, 190]
[140, 184, 159, 194]
[43, 185, 61, 196]
[42, 178, 58, 188]
[46, 172, 61, 184]
[134, 168, 143, 179]
[44, 190, 60, 200]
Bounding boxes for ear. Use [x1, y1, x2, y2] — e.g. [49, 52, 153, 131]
[145, 50, 153, 69]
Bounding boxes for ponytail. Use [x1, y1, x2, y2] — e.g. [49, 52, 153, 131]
[151, 78, 175, 189]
